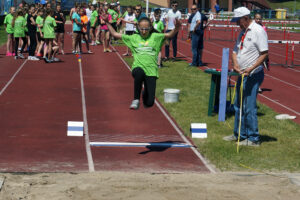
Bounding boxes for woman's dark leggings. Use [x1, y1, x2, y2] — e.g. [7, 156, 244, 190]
[14, 37, 27, 54]
[28, 31, 37, 56]
[132, 67, 157, 107]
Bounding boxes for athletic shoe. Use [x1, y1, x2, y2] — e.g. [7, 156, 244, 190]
[36, 53, 43, 57]
[87, 50, 93, 54]
[188, 63, 198, 67]
[103, 48, 107, 52]
[18, 53, 25, 59]
[12, 53, 15, 56]
[61, 50, 65, 55]
[123, 53, 129, 56]
[72, 50, 77, 54]
[223, 135, 237, 141]
[6, 52, 12, 56]
[81, 40, 86, 43]
[106, 48, 112, 52]
[14, 56, 18, 60]
[43, 57, 52, 63]
[28, 56, 39, 61]
[96, 40, 101, 45]
[129, 99, 140, 110]
[52, 57, 60, 62]
[237, 139, 260, 147]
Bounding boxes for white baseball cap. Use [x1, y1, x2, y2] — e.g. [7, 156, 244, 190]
[231, 7, 251, 22]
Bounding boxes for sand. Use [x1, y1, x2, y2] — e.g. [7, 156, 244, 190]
[0, 172, 300, 200]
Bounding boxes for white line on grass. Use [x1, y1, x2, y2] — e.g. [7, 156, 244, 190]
[0, 60, 27, 96]
[176, 49, 300, 116]
[111, 45, 216, 173]
[78, 58, 95, 172]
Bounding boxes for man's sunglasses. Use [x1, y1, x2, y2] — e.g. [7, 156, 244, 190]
[135, 9, 141, 12]
[172, 4, 178, 7]
[191, 8, 197, 10]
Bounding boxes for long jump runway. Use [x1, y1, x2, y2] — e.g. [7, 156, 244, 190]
[0, 33, 211, 173]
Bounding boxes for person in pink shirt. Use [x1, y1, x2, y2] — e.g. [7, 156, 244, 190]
[99, 4, 112, 52]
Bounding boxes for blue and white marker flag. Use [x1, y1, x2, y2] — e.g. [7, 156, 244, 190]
[191, 123, 207, 138]
[67, 121, 84, 136]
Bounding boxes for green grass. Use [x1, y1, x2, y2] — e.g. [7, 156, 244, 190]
[267, 0, 300, 13]
[0, 25, 7, 46]
[124, 57, 300, 172]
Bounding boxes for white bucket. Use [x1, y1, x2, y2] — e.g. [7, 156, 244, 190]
[163, 89, 180, 103]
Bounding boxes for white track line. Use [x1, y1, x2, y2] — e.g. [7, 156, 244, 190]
[111, 45, 216, 173]
[176, 49, 300, 116]
[0, 60, 27, 96]
[78, 58, 95, 172]
[178, 39, 300, 88]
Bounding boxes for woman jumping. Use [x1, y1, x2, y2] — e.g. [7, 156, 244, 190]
[103, 15, 181, 109]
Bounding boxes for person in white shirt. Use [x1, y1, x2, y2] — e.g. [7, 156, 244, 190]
[223, 7, 268, 146]
[164, 1, 181, 61]
[122, 6, 136, 56]
[85, 3, 92, 42]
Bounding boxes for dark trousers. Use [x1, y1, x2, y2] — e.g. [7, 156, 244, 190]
[28, 31, 37, 56]
[14, 37, 27, 54]
[165, 30, 178, 58]
[132, 67, 157, 107]
[191, 31, 204, 66]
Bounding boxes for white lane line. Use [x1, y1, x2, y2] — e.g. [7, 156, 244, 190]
[178, 39, 300, 88]
[111, 45, 216, 173]
[176, 49, 300, 116]
[78, 58, 95, 172]
[0, 60, 27, 96]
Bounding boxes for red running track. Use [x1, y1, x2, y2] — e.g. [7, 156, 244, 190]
[0, 27, 211, 173]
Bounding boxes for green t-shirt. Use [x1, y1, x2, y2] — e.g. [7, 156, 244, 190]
[43, 16, 57, 38]
[90, 10, 98, 27]
[25, 13, 28, 32]
[122, 33, 165, 77]
[4, 13, 14, 34]
[122, 11, 128, 18]
[153, 20, 164, 33]
[108, 9, 118, 23]
[13, 16, 26, 38]
[36, 15, 44, 32]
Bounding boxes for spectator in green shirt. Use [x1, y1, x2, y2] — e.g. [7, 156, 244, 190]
[12, 9, 27, 59]
[36, 8, 45, 58]
[153, 9, 165, 68]
[43, 8, 58, 63]
[89, 4, 98, 46]
[4, 6, 16, 56]
[103, 15, 181, 110]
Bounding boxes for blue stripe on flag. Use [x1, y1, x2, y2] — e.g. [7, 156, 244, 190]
[68, 126, 84, 131]
[191, 128, 207, 133]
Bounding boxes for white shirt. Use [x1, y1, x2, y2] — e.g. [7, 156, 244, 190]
[86, 8, 92, 21]
[166, 9, 181, 30]
[233, 21, 268, 73]
[124, 13, 136, 31]
[190, 11, 201, 31]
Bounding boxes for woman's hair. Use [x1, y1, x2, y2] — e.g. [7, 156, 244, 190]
[43, 8, 53, 25]
[12, 9, 24, 27]
[137, 17, 158, 35]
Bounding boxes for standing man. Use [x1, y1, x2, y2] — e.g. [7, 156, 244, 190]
[223, 7, 268, 146]
[134, 4, 147, 22]
[164, 1, 181, 61]
[188, 4, 207, 67]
